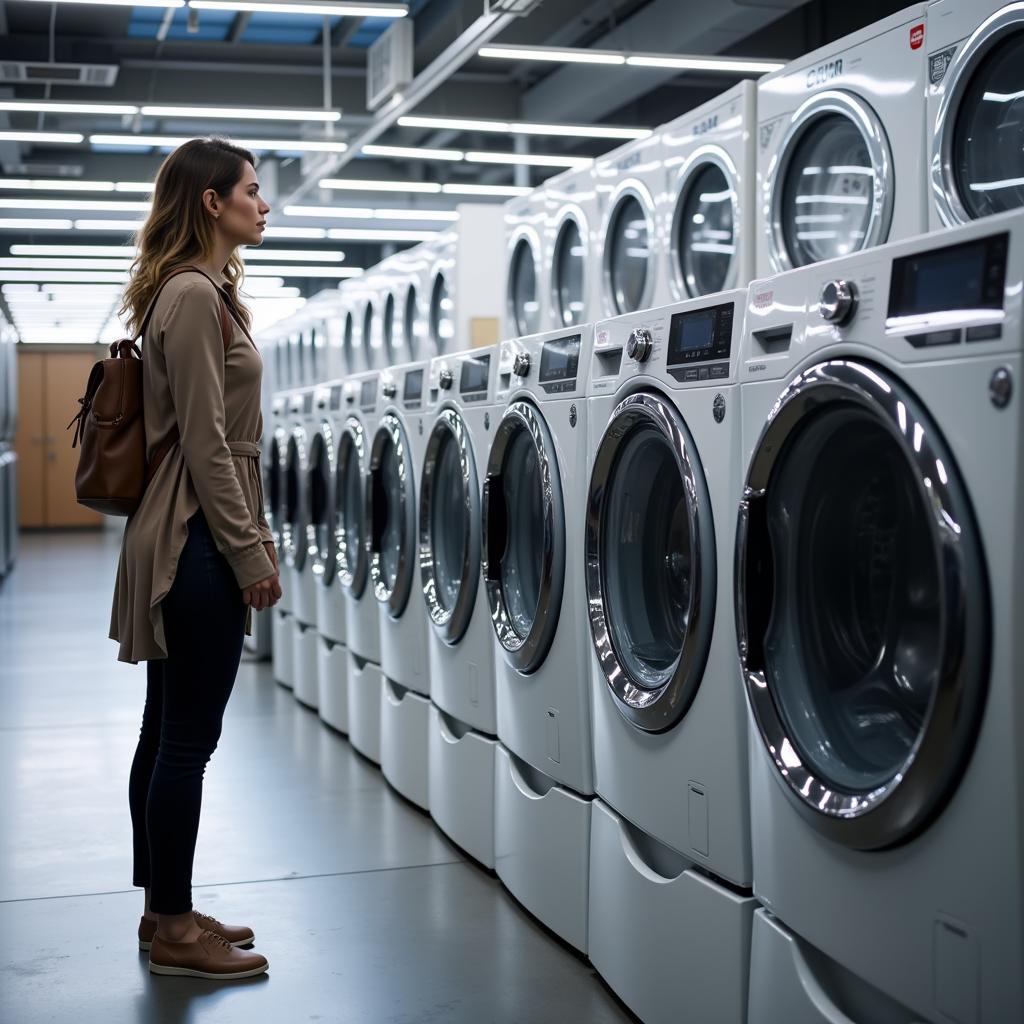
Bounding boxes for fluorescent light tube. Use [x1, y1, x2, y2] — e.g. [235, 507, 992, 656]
[73, 220, 145, 232]
[0, 131, 84, 144]
[440, 183, 531, 197]
[0, 218, 75, 230]
[318, 178, 443, 193]
[326, 228, 437, 242]
[397, 114, 650, 140]
[478, 45, 626, 65]
[362, 144, 464, 161]
[89, 134, 347, 153]
[139, 105, 341, 122]
[0, 198, 150, 212]
[190, 1, 406, 16]
[283, 205, 375, 220]
[465, 151, 592, 168]
[625, 54, 785, 73]
[0, 101, 139, 116]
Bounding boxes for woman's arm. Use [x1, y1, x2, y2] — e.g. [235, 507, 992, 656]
[161, 279, 276, 589]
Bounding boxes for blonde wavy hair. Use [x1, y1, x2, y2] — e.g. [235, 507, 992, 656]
[121, 137, 256, 334]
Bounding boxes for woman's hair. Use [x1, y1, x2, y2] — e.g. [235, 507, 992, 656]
[121, 136, 256, 334]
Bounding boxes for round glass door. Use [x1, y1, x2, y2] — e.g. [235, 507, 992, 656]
[604, 192, 651, 314]
[334, 422, 367, 598]
[309, 425, 336, 586]
[586, 393, 716, 732]
[736, 360, 989, 849]
[673, 157, 737, 297]
[403, 285, 418, 358]
[430, 272, 453, 354]
[508, 236, 540, 337]
[368, 414, 415, 617]
[282, 427, 308, 569]
[483, 401, 565, 673]
[420, 409, 480, 644]
[552, 215, 585, 327]
[343, 312, 355, 372]
[267, 428, 285, 551]
[362, 301, 377, 368]
[382, 292, 397, 362]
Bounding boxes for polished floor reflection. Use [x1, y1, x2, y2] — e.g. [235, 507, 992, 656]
[0, 530, 628, 1024]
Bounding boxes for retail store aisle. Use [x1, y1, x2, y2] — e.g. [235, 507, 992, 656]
[0, 531, 629, 1024]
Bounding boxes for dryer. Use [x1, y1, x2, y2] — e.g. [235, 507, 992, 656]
[756, 4, 929, 276]
[368, 360, 431, 811]
[739, 211, 1023, 1022]
[338, 370, 383, 765]
[662, 80, 757, 302]
[503, 188, 549, 339]
[484, 326, 594, 953]
[927, 0, 1024, 230]
[544, 164, 603, 330]
[423, 346, 500, 868]
[584, 294, 756, 1024]
[594, 130, 665, 316]
[309, 378, 349, 734]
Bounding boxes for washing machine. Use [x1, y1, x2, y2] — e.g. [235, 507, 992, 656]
[739, 210, 1023, 1022]
[594, 129, 666, 316]
[309, 378, 349, 733]
[756, 4, 930, 277]
[544, 164, 603, 330]
[338, 282, 359, 376]
[504, 188, 549, 340]
[423, 346, 500, 867]
[662, 79, 757, 302]
[269, 391, 295, 688]
[928, 0, 1024, 231]
[484, 326, 594, 953]
[584, 293, 756, 1022]
[367, 360, 431, 811]
[338, 370, 384, 765]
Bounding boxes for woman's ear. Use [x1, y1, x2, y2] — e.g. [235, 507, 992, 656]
[202, 188, 221, 220]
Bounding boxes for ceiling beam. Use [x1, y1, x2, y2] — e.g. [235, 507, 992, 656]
[228, 12, 253, 44]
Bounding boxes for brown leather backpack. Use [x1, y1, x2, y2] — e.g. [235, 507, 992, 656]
[68, 266, 233, 517]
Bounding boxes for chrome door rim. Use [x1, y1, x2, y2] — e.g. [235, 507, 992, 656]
[419, 408, 480, 645]
[585, 391, 716, 732]
[600, 179, 657, 316]
[765, 89, 894, 273]
[931, 4, 1024, 227]
[669, 144, 741, 300]
[482, 399, 565, 673]
[334, 417, 368, 598]
[507, 226, 542, 338]
[310, 419, 337, 587]
[367, 412, 416, 618]
[549, 205, 589, 329]
[281, 423, 310, 570]
[735, 359, 989, 849]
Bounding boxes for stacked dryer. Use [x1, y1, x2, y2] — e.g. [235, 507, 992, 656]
[483, 326, 595, 954]
[423, 346, 500, 867]
[503, 188, 549, 339]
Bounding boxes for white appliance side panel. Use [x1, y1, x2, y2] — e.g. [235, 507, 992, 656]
[343, 588, 380, 666]
[291, 620, 319, 710]
[427, 614, 496, 736]
[271, 609, 294, 689]
[317, 635, 349, 735]
[315, 578, 348, 646]
[347, 655, 383, 765]
[377, 590, 430, 697]
[379, 681, 430, 811]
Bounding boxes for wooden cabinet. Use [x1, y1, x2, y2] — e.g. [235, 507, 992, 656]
[15, 349, 104, 529]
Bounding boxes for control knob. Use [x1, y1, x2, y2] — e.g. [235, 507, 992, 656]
[819, 280, 857, 326]
[513, 352, 531, 378]
[439, 368, 454, 390]
[382, 381, 397, 399]
[627, 327, 653, 362]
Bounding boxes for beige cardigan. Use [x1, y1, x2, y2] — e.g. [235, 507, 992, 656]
[109, 271, 276, 664]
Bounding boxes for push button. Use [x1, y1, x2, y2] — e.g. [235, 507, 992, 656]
[966, 324, 1002, 343]
[907, 329, 962, 348]
[683, 368, 699, 382]
[709, 364, 728, 379]
[698, 367, 710, 381]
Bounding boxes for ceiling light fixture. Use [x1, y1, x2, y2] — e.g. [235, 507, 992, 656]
[73, 220, 144, 232]
[326, 227, 437, 242]
[11, 244, 346, 262]
[397, 114, 650, 140]
[89, 133, 347, 153]
[191, 0, 406, 14]
[262, 226, 329, 239]
[465, 150, 591, 168]
[0, 218, 75, 231]
[624, 54, 786, 73]
[0, 198, 150, 212]
[318, 178, 443, 193]
[362, 144, 465, 161]
[283, 205, 375, 220]
[0, 131, 84, 144]
[13, 0, 182, 8]
[479, 45, 626, 65]
[139, 105, 341, 122]
[0, 100, 139, 116]
[0, 179, 117, 193]
[441, 183, 531, 197]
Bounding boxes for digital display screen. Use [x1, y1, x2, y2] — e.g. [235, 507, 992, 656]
[460, 355, 490, 395]
[403, 369, 423, 403]
[676, 311, 714, 351]
[360, 379, 375, 407]
[539, 334, 581, 383]
[888, 234, 1007, 320]
[667, 302, 733, 366]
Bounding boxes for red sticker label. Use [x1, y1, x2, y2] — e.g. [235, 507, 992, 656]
[910, 24, 924, 50]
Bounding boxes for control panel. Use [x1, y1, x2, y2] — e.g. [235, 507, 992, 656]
[459, 352, 490, 403]
[497, 327, 592, 402]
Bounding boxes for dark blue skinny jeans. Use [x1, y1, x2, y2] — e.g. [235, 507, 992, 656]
[128, 509, 247, 915]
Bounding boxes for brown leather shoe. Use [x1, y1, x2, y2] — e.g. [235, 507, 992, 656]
[138, 912, 255, 951]
[149, 929, 268, 980]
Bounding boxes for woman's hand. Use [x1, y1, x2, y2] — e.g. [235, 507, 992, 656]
[264, 540, 279, 572]
[243, 570, 282, 611]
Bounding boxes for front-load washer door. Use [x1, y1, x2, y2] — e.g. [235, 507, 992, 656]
[309, 421, 337, 587]
[420, 408, 480, 645]
[768, 90, 894, 271]
[482, 400, 565, 674]
[267, 426, 287, 552]
[508, 235, 541, 337]
[671, 147, 741, 298]
[602, 184, 656, 315]
[430, 271, 454, 356]
[367, 412, 416, 618]
[585, 391, 717, 733]
[281, 424, 310, 571]
[551, 211, 587, 328]
[335, 418, 368, 599]
[735, 359, 989, 850]
[932, 6, 1024, 225]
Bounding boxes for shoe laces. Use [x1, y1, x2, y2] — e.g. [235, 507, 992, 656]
[194, 911, 226, 932]
[200, 929, 233, 953]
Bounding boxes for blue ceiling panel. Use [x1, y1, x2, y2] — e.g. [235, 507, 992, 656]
[128, 9, 234, 41]
[241, 13, 341, 45]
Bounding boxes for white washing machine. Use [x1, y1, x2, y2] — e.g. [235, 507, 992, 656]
[338, 370, 383, 765]
[756, 4, 930, 276]
[584, 294, 756, 1023]
[309, 378, 349, 734]
[368, 360, 431, 811]
[484, 326, 594, 953]
[503, 188, 549, 339]
[544, 164, 603, 331]
[594, 130, 665, 316]
[269, 390, 295, 689]
[423, 346, 500, 867]
[338, 282, 359, 376]
[740, 211, 1023, 1022]
[662, 79, 757, 303]
[927, 0, 1024, 230]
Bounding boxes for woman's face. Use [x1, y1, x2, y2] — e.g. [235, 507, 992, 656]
[217, 161, 270, 247]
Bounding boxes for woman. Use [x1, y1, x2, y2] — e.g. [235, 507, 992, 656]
[110, 137, 282, 981]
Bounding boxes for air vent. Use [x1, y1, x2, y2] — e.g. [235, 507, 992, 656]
[0, 62, 119, 87]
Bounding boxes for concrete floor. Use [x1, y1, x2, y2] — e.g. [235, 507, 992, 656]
[0, 530, 631, 1024]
